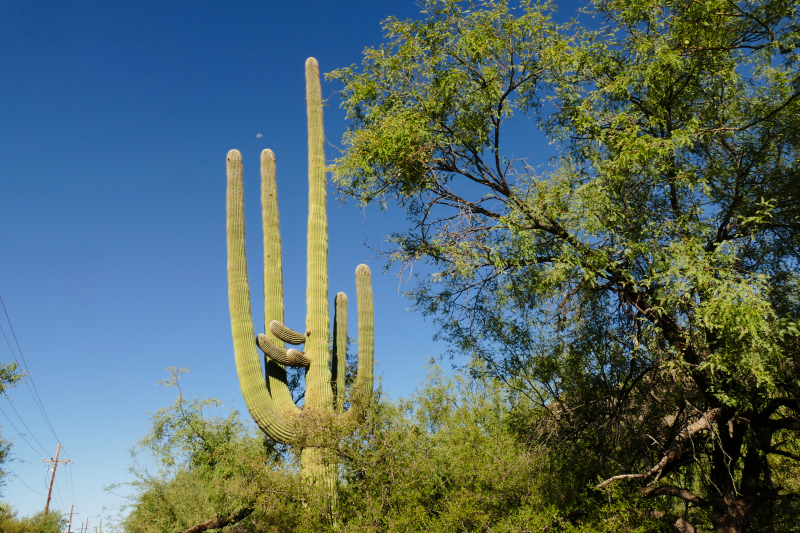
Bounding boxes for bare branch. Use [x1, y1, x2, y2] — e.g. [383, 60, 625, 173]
[645, 485, 710, 509]
[597, 408, 723, 489]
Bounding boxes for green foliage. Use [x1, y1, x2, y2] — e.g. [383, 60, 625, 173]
[139, 368, 255, 471]
[330, 0, 800, 530]
[117, 369, 304, 533]
[120, 366, 705, 532]
[0, 506, 67, 533]
[0, 363, 22, 396]
[0, 361, 23, 497]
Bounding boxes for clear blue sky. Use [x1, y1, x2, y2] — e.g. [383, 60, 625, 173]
[0, 0, 585, 525]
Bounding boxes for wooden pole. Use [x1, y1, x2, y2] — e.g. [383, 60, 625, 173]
[42, 443, 71, 515]
[44, 443, 60, 515]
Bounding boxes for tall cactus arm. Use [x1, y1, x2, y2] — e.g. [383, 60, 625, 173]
[354, 265, 374, 401]
[304, 57, 332, 411]
[227, 149, 297, 444]
[260, 149, 302, 416]
[347, 264, 374, 412]
[331, 292, 348, 413]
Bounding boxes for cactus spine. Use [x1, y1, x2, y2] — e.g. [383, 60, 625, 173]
[226, 57, 374, 491]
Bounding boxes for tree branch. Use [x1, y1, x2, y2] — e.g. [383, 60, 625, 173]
[759, 416, 800, 432]
[182, 507, 254, 533]
[597, 408, 723, 489]
[645, 485, 710, 509]
[768, 447, 800, 462]
[760, 398, 800, 419]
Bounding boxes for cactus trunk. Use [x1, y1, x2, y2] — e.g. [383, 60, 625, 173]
[225, 58, 375, 503]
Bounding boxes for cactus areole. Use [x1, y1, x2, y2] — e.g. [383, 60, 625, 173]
[226, 58, 375, 489]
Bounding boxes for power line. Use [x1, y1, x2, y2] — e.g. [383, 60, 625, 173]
[54, 475, 67, 513]
[66, 461, 77, 507]
[0, 321, 56, 446]
[0, 402, 46, 457]
[5, 465, 46, 496]
[1, 392, 49, 456]
[0, 292, 61, 443]
[54, 444, 77, 507]
[0, 293, 76, 509]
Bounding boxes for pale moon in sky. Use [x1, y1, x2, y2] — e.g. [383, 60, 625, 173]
[256, 133, 263, 138]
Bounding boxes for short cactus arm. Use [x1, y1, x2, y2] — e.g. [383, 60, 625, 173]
[270, 320, 306, 345]
[351, 265, 374, 407]
[257, 334, 310, 367]
[331, 292, 348, 413]
[260, 149, 302, 416]
[226, 149, 297, 444]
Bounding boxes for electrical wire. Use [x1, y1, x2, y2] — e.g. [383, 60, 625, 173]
[0, 321, 47, 427]
[1, 392, 49, 456]
[0, 292, 76, 509]
[0, 293, 62, 443]
[5, 465, 46, 496]
[65, 461, 77, 507]
[0, 402, 47, 457]
[54, 475, 66, 513]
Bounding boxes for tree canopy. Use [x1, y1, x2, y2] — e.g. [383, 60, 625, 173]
[329, 0, 800, 531]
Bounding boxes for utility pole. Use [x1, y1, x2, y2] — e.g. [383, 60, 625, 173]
[63, 505, 79, 533]
[42, 443, 71, 515]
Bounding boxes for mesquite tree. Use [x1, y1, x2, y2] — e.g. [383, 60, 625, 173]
[329, 1, 800, 531]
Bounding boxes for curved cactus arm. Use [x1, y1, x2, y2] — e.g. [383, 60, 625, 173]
[270, 320, 306, 345]
[227, 149, 297, 444]
[331, 292, 348, 413]
[304, 57, 332, 411]
[257, 335, 311, 368]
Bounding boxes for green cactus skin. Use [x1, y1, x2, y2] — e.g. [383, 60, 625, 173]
[256, 334, 310, 367]
[270, 320, 306, 345]
[225, 57, 375, 492]
[226, 149, 298, 445]
[331, 293, 347, 413]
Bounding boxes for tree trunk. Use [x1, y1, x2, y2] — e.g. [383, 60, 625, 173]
[708, 419, 758, 533]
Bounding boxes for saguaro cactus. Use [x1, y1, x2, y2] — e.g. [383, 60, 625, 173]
[226, 57, 374, 489]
